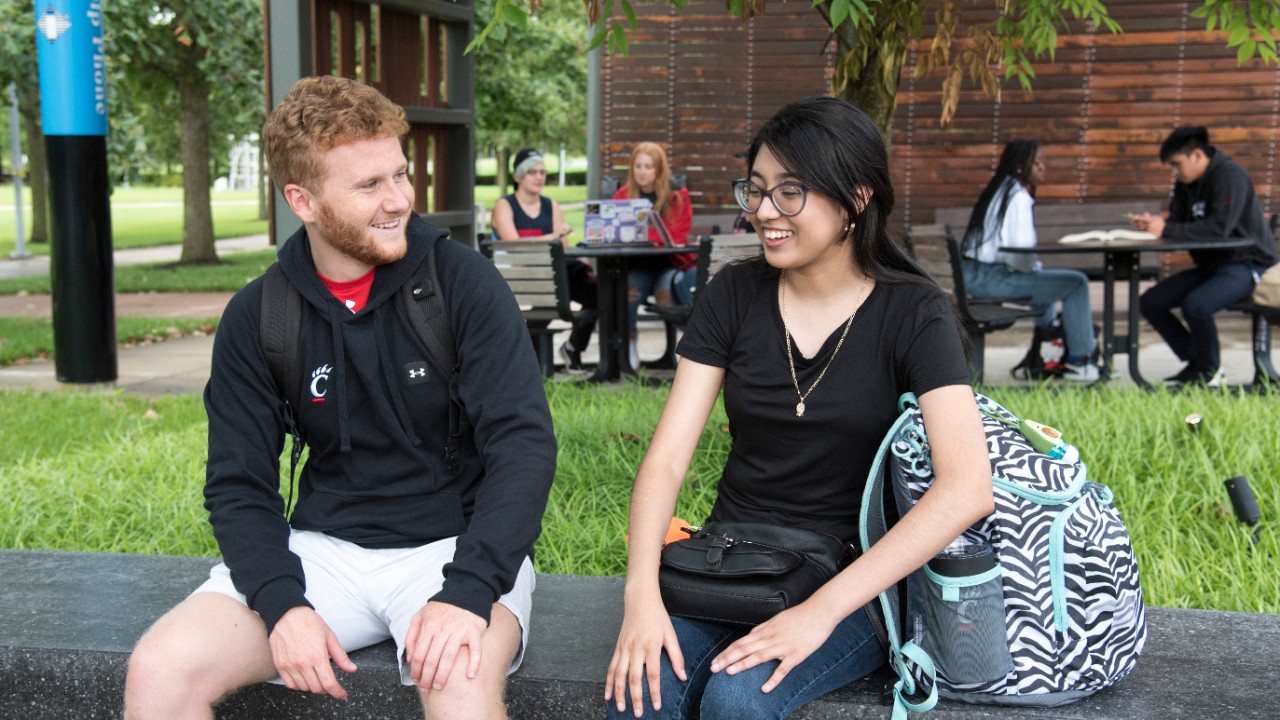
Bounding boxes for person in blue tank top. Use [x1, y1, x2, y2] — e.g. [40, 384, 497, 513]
[492, 148, 598, 372]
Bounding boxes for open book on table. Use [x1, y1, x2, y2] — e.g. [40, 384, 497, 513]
[1057, 228, 1157, 244]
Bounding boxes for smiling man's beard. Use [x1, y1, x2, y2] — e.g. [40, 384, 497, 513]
[316, 201, 408, 267]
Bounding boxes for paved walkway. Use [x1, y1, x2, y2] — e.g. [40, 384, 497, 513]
[0, 234, 272, 280]
[0, 307, 1259, 396]
[0, 235, 1262, 395]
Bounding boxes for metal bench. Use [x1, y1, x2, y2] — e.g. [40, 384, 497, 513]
[480, 239, 593, 377]
[643, 233, 762, 366]
[1226, 299, 1280, 388]
[903, 226, 1039, 384]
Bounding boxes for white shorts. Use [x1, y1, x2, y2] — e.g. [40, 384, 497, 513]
[195, 530, 535, 685]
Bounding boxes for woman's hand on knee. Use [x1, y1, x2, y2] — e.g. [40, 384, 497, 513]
[605, 603, 685, 717]
[710, 603, 836, 693]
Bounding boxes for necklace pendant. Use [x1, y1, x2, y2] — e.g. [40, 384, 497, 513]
[796, 401, 806, 417]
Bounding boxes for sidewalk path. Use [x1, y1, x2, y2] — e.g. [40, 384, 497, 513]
[0, 292, 235, 319]
[0, 234, 271, 280]
[0, 313, 1260, 397]
[0, 232, 1262, 395]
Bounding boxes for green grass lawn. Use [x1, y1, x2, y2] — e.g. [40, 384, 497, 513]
[0, 316, 218, 367]
[0, 383, 1275, 614]
[0, 249, 279, 298]
[1, 187, 268, 257]
[1, 184, 588, 272]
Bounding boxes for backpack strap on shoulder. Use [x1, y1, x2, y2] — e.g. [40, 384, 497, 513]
[401, 242, 469, 474]
[862, 401, 939, 718]
[259, 262, 305, 517]
[261, 263, 301, 404]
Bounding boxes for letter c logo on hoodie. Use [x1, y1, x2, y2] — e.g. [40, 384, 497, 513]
[310, 364, 333, 403]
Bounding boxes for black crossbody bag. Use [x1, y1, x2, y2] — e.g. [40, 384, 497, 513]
[657, 522, 855, 626]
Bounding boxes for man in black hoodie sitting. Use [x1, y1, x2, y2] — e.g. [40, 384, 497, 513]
[1132, 126, 1280, 386]
[124, 76, 557, 720]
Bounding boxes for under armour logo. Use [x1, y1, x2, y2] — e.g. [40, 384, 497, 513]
[405, 361, 430, 385]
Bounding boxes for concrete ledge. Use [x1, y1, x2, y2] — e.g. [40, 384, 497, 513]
[2, 549, 1278, 718]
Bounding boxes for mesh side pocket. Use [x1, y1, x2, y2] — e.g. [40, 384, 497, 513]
[921, 569, 1013, 685]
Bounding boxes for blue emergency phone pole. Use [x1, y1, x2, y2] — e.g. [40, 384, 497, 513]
[35, 0, 116, 384]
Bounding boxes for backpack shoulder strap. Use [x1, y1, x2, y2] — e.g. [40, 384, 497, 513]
[861, 394, 940, 719]
[402, 244, 456, 378]
[259, 262, 302, 409]
[259, 261, 305, 517]
[400, 242, 469, 474]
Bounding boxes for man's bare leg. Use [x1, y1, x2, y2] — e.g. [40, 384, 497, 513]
[419, 604, 522, 720]
[125, 592, 277, 720]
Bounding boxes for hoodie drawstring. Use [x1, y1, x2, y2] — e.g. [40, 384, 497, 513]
[327, 304, 353, 452]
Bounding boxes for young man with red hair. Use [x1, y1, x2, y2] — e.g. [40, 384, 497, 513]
[125, 76, 556, 720]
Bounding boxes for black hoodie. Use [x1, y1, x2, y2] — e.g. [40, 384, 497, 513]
[203, 215, 556, 633]
[1163, 149, 1280, 268]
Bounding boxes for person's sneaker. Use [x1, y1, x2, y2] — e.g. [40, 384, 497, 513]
[559, 341, 585, 373]
[1199, 367, 1226, 388]
[1062, 362, 1101, 382]
[1166, 365, 1225, 388]
[1163, 364, 1199, 385]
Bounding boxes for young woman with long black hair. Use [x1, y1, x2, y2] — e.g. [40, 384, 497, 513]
[603, 97, 993, 720]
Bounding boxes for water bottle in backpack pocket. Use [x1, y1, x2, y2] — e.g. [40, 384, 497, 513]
[919, 540, 1013, 685]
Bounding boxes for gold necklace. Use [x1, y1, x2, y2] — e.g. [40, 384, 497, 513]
[780, 270, 869, 417]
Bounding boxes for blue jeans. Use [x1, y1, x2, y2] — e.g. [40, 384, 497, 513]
[628, 265, 679, 335]
[604, 608, 886, 720]
[1139, 263, 1258, 373]
[670, 267, 699, 306]
[963, 262, 1096, 358]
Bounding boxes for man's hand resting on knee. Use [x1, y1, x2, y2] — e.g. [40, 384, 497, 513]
[404, 601, 488, 691]
[269, 606, 358, 700]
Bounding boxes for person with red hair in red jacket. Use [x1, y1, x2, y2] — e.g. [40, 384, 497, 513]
[613, 142, 695, 365]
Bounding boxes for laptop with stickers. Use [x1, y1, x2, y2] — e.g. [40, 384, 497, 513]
[582, 198, 654, 245]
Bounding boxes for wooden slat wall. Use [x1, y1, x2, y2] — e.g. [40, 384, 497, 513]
[601, 3, 835, 214]
[601, 0, 1280, 232]
[311, 0, 463, 216]
[896, 1, 1280, 231]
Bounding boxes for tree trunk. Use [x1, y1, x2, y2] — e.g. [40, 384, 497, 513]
[258, 141, 268, 220]
[19, 86, 49, 245]
[178, 74, 217, 264]
[818, 4, 911, 155]
[839, 43, 902, 154]
[495, 147, 510, 196]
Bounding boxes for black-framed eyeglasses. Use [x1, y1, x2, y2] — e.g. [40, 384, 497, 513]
[732, 179, 810, 217]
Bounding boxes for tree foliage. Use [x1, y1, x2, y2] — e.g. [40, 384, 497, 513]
[1193, 0, 1280, 63]
[107, 0, 263, 263]
[0, 0, 49, 244]
[479, 0, 1280, 142]
[0, 1, 265, 255]
[0, 1, 38, 105]
[473, 0, 588, 190]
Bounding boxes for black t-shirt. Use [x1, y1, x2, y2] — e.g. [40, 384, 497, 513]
[676, 258, 971, 542]
[503, 193, 553, 236]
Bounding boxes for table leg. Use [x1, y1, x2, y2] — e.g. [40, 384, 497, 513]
[1123, 252, 1149, 388]
[1102, 253, 1117, 379]
[584, 256, 635, 383]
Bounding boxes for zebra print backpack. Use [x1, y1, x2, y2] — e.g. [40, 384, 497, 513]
[861, 392, 1146, 719]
